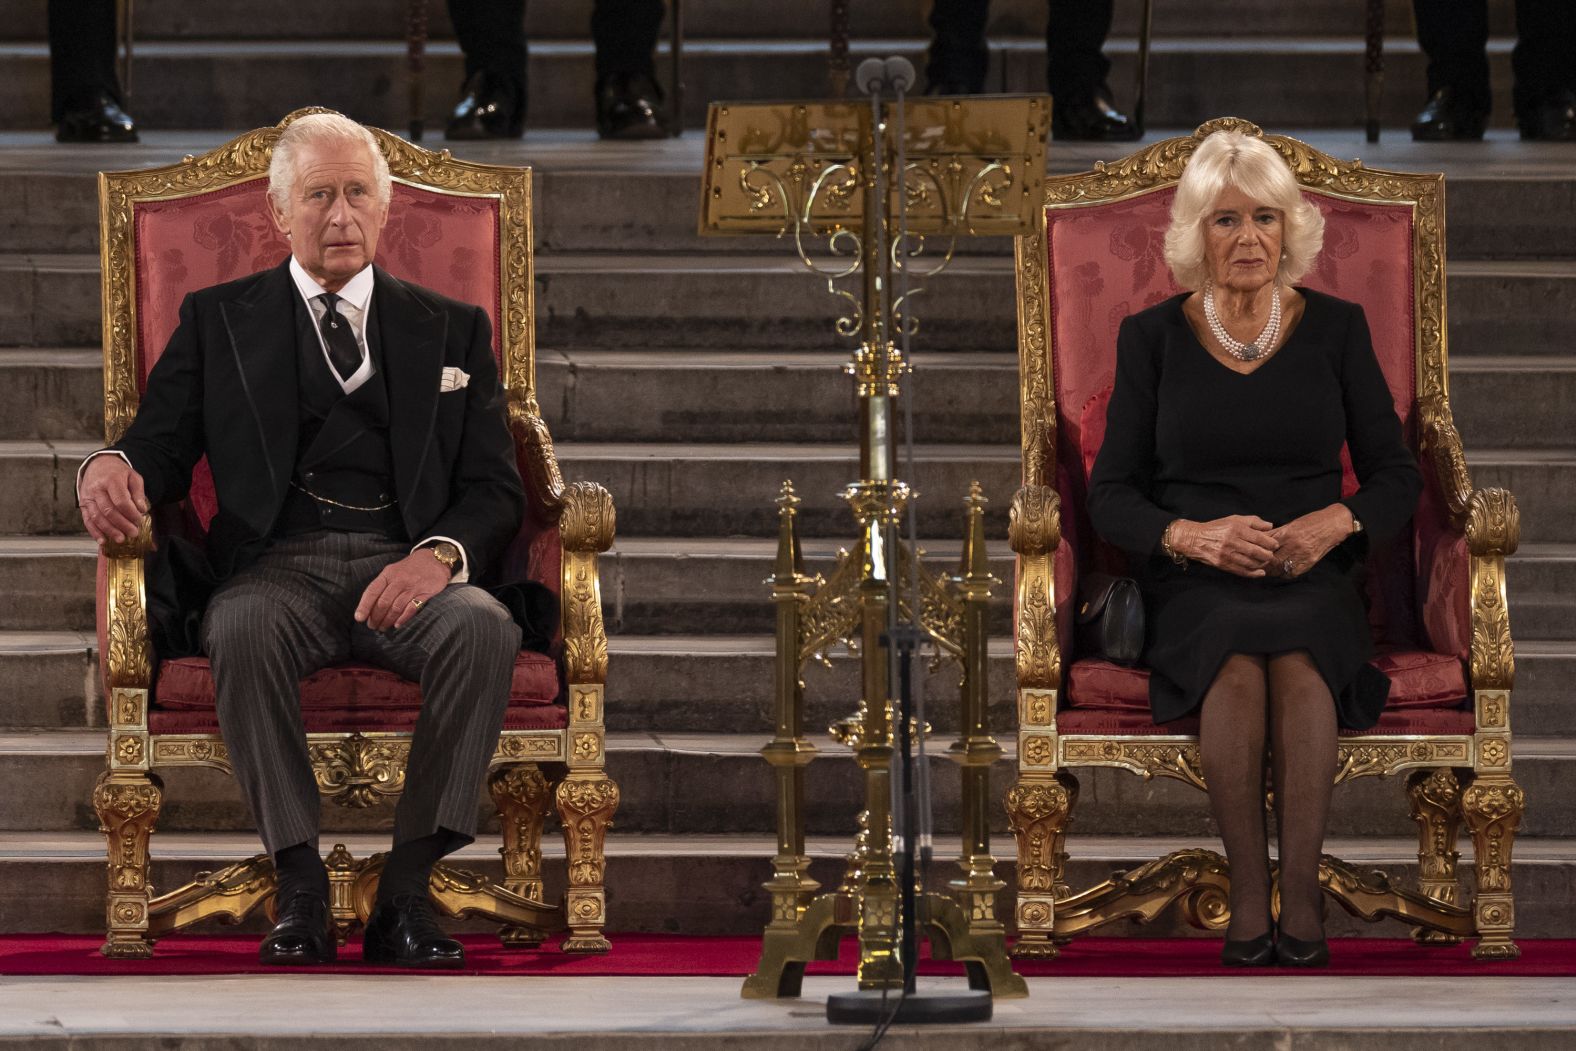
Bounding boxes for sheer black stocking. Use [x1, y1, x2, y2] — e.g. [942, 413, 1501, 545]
[1199, 653, 1271, 941]
[1267, 650, 1339, 941]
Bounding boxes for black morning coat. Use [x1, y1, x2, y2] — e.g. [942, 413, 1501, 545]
[110, 259, 528, 656]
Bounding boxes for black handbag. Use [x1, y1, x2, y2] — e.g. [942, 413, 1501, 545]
[1075, 572, 1145, 666]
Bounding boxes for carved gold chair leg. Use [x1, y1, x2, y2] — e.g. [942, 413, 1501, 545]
[1406, 767, 1465, 944]
[93, 770, 164, 958]
[148, 854, 278, 941]
[1052, 848, 1231, 939]
[556, 772, 620, 953]
[1004, 768, 1077, 959]
[489, 762, 555, 947]
[1316, 853, 1474, 938]
[1461, 772, 1526, 959]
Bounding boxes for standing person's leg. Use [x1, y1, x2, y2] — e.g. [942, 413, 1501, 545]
[1198, 654, 1275, 964]
[1410, 0, 1491, 139]
[47, 0, 136, 142]
[354, 583, 519, 967]
[592, 0, 668, 138]
[1511, 0, 1576, 140]
[202, 531, 372, 963]
[446, 0, 528, 139]
[1045, 0, 1135, 141]
[1266, 651, 1339, 966]
[925, 0, 991, 95]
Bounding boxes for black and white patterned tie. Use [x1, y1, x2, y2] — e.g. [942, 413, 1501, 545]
[316, 292, 363, 383]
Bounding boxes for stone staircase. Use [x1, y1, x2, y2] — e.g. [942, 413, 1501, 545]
[0, 0, 1572, 945]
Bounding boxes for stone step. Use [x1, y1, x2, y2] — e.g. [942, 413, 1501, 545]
[1, 828, 1567, 939]
[0, 0, 1518, 44]
[5, 159, 1575, 262]
[1506, 545, 1576, 646]
[3, 729, 1574, 840]
[0, 37, 1534, 132]
[0, 630, 100, 731]
[0, 348, 100, 441]
[0, 536, 97, 631]
[7, 439, 1575, 542]
[5, 252, 1573, 357]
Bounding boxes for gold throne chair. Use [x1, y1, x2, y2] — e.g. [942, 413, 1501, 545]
[1004, 119, 1524, 960]
[91, 109, 619, 958]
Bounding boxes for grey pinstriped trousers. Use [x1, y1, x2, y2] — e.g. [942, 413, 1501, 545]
[201, 529, 520, 855]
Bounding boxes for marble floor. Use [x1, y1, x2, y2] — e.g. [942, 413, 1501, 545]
[2, 973, 1574, 1046]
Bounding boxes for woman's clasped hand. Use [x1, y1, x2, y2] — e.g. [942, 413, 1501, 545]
[1171, 504, 1355, 579]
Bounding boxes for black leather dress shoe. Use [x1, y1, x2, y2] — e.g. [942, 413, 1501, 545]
[55, 93, 138, 144]
[1274, 926, 1330, 968]
[1052, 88, 1139, 142]
[595, 73, 668, 140]
[259, 892, 335, 966]
[363, 895, 465, 969]
[1411, 87, 1488, 141]
[446, 72, 524, 141]
[1520, 89, 1576, 142]
[1221, 930, 1277, 967]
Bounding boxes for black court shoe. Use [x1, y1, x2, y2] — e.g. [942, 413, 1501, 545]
[363, 894, 466, 969]
[259, 892, 336, 966]
[1221, 931, 1277, 967]
[1411, 87, 1489, 141]
[1274, 926, 1330, 968]
[56, 92, 139, 144]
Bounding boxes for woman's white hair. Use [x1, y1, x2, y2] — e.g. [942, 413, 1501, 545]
[1162, 129, 1324, 290]
[267, 113, 392, 214]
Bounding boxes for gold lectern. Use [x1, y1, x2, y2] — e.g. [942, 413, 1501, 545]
[699, 95, 1048, 1000]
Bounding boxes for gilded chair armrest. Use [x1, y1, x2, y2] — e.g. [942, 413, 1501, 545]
[99, 516, 156, 712]
[509, 401, 566, 524]
[1010, 485, 1063, 692]
[560, 481, 616, 688]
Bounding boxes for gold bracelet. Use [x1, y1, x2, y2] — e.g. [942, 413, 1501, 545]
[1161, 520, 1188, 566]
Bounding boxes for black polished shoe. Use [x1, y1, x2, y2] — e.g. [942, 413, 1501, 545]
[259, 892, 335, 966]
[1221, 930, 1277, 967]
[446, 72, 524, 141]
[1520, 89, 1576, 142]
[1052, 87, 1139, 142]
[1274, 926, 1330, 968]
[1411, 87, 1489, 141]
[55, 93, 138, 144]
[363, 894, 465, 969]
[595, 73, 668, 140]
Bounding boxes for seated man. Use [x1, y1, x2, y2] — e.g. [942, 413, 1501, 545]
[446, 0, 669, 140]
[76, 113, 527, 968]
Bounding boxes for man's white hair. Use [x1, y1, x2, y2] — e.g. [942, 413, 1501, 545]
[267, 113, 392, 214]
[1163, 129, 1325, 291]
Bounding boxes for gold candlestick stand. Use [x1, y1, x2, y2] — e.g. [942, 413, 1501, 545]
[698, 96, 1048, 1000]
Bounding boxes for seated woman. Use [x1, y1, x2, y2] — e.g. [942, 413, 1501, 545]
[1087, 130, 1422, 968]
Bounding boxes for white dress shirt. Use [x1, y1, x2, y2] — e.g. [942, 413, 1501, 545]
[79, 257, 473, 583]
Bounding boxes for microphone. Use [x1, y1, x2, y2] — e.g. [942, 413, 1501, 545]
[855, 57, 888, 96]
[883, 56, 916, 95]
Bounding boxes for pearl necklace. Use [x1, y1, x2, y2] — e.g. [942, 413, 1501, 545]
[1203, 281, 1281, 362]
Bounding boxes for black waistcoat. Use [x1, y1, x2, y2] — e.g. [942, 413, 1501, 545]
[274, 293, 408, 540]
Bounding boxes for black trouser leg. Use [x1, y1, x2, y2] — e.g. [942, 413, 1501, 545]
[1512, 0, 1576, 116]
[1046, 0, 1115, 102]
[592, 0, 665, 82]
[447, 0, 528, 94]
[47, 0, 121, 122]
[926, 0, 991, 94]
[1411, 0, 1491, 109]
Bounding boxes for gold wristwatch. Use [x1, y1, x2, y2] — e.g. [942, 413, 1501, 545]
[426, 541, 462, 576]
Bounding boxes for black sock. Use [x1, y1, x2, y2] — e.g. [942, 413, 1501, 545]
[376, 829, 466, 906]
[272, 841, 329, 904]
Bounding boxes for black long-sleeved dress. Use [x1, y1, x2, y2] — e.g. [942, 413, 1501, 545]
[1087, 288, 1423, 730]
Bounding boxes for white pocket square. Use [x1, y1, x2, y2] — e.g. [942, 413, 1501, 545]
[439, 367, 471, 392]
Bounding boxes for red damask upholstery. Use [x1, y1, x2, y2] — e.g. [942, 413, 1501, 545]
[114, 175, 564, 714]
[1055, 706, 1475, 738]
[1045, 188, 1470, 718]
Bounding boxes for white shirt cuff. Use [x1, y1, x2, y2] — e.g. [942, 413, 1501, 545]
[76, 450, 133, 503]
[414, 536, 470, 584]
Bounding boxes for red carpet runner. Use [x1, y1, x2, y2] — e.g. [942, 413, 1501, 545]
[4, 933, 1573, 977]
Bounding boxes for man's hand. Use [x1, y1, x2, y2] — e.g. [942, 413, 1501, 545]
[1171, 515, 1280, 578]
[78, 455, 149, 545]
[355, 550, 453, 631]
[1266, 505, 1354, 578]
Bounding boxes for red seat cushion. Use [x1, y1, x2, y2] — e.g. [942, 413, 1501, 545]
[1056, 705, 1474, 738]
[1065, 649, 1467, 714]
[148, 652, 564, 734]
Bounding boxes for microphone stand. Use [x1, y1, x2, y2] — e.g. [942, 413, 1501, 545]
[824, 57, 992, 1030]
